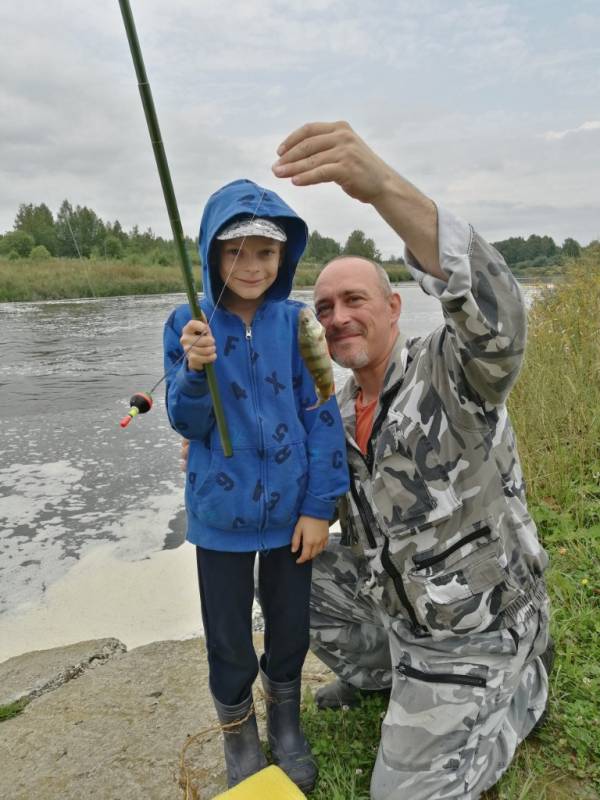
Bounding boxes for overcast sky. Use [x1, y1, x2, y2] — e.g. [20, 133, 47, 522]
[2, 1, 599, 256]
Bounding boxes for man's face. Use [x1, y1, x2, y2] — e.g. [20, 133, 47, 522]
[314, 258, 401, 370]
[218, 236, 282, 303]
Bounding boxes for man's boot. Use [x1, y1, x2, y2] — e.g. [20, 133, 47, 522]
[315, 677, 391, 710]
[530, 637, 556, 734]
[212, 692, 267, 788]
[260, 663, 318, 794]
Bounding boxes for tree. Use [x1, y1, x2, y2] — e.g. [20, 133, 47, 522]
[385, 253, 405, 265]
[105, 220, 129, 247]
[30, 244, 52, 260]
[304, 230, 341, 263]
[55, 200, 78, 257]
[493, 237, 526, 265]
[104, 235, 124, 259]
[343, 229, 381, 261]
[14, 203, 57, 255]
[0, 230, 35, 257]
[55, 200, 105, 258]
[562, 237, 581, 258]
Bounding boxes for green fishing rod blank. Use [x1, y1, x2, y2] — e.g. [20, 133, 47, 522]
[118, 0, 232, 457]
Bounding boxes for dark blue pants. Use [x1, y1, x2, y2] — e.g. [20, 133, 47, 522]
[196, 544, 312, 706]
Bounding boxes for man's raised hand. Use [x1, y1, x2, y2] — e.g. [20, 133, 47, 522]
[272, 121, 393, 205]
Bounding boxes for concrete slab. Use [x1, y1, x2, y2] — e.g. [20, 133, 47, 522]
[0, 637, 126, 706]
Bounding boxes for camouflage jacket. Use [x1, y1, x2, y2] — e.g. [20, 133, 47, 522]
[337, 208, 549, 640]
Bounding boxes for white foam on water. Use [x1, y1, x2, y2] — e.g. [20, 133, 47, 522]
[0, 540, 201, 663]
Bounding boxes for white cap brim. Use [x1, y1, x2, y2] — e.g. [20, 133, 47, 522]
[216, 217, 287, 242]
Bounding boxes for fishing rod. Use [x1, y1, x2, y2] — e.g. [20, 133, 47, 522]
[118, 0, 232, 457]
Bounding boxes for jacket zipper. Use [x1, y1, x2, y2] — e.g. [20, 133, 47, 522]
[396, 661, 487, 688]
[352, 381, 426, 635]
[349, 471, 377, 549]
[245, 323, 267, 537]
[381, 538, 427, 636]
[365, 390, 398, 472]
[412, 525, 492, 570]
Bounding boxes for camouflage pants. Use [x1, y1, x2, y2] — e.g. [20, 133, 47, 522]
[310, 537, 550, 800]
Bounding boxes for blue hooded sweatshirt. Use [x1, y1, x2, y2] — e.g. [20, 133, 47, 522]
[163, 179, 349, 552]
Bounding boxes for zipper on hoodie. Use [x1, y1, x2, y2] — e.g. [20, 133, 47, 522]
[244, 321, 267, 540]
[396, 661, 487, 688]
[412, 526, 492, 570]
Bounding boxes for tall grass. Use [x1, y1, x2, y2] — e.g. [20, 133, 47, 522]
[0, 257, 413, 301]
[0, 258, 191, 302]
[509, 253, 600, 523]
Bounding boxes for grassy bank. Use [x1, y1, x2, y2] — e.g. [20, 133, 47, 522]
[303, 252, 600, 799]
[0, 258, 188, 302]
[0, 257, 413, 302]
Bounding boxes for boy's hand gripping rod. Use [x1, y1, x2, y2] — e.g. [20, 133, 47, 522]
[118, 0, 232, 456]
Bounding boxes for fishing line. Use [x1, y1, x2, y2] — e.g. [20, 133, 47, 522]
[206, 185, 268, 327]
[120, 187, 270, 428]
[126, 187, 268, 398]
[65, 212, 99, 302]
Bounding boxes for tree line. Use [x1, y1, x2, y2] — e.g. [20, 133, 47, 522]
[0, 200, 588, 273]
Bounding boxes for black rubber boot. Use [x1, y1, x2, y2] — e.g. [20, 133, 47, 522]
[260, 664, 318, 794]
[212, 692, 267, 788]
[530, 637, 556, 734]
[315, 677, 391, 710]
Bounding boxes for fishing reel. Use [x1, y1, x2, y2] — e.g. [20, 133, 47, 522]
[119, 392, 153, 428]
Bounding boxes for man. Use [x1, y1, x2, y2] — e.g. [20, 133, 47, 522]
[271, 122, 551, 799]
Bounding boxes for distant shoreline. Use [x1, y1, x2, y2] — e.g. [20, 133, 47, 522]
[0, 257, 561, 303]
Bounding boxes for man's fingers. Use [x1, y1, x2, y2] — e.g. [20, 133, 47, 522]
[273, 144, 341, 179]
[289, 164, 344, 188]
[276, 121, 346, 157]
[274, 131, 340, 170]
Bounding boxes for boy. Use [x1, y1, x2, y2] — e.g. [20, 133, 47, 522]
[163, 179, 349, 792]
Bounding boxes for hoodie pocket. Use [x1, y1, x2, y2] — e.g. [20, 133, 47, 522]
[191, 447, 263, 531]
[265, 440, 309, 528]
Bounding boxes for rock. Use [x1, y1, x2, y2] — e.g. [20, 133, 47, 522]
[0, 637, 126, 706]
[0, 636, 333, 800]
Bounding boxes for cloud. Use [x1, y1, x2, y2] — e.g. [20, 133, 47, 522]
[542, 120, 600, 141]
[1, 1, 600, 249]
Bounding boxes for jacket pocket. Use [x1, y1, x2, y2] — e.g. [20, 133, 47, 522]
[190, 446, 262, 531]
[406, 521, 523, 636]
[265, 440, 308, 528]
[381, 656, 488, 771]
[372, 414, 462, 537]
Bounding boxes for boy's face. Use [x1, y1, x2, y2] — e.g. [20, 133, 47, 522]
[218, 236, 283, 305]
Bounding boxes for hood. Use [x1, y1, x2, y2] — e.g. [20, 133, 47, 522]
[198, 179, 308, 306]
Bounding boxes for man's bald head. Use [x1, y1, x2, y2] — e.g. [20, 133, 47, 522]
[313, 256, 401, 372]
[316, 256, 392, 299]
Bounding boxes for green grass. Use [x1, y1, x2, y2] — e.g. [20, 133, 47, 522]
[0, 258, 191, 301]
[301, 254, 600, 799]
[0, 257, 413, 301]
[0, 699, 28, 722]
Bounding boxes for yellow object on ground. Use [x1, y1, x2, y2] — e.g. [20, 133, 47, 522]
[214, 765, 307, 799]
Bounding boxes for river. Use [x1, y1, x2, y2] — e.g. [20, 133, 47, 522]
[0, 285, 535, 661]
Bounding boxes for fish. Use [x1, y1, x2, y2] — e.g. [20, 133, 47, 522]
[298, 306, 335, 408]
